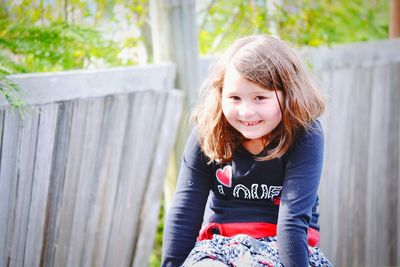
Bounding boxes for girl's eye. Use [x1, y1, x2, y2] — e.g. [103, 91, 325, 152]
[230, 96, 241, 101]
[255, 96, 267, 101]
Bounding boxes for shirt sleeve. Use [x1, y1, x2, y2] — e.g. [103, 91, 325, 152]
[161, 129, 212, 267]
[277, 120, 324, 267]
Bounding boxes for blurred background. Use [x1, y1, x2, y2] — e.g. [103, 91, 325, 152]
[0, 1, 398, 267]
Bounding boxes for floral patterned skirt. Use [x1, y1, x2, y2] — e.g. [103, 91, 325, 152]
[183, 234, 333, 267]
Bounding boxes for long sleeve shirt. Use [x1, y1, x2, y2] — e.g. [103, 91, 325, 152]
[162, 121, 324, 267]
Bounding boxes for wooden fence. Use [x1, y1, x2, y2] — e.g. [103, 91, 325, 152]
[198, 39, 400, 266]
[309, 39, 400, 266]
[0, 65, 183, 267]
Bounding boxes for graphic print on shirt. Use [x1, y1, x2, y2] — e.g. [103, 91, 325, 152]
[215, 165, 282, 200]
[232, 184, 282, 199]
[215, 165, 232, 187]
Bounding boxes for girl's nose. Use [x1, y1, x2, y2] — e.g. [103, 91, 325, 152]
[238, 103, 255, 117]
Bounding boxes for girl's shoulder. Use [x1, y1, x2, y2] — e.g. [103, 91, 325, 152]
[182, 127, 213, 168]
[284, 120, 324, 159]
[296, 119, 323, 143]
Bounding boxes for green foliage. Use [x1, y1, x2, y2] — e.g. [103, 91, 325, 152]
[198, 0, 389, 54]
[0, 20, 119, 73]
[0, 73, 26, 111]
[273, 0, 389, 47]
[0, 19, 119, 109]
[0, 0, 149, 109]
[149, 198, 165, 267]
[198, 0, 270, 54]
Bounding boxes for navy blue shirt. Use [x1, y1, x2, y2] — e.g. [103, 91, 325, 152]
[162, 121, 324, 267]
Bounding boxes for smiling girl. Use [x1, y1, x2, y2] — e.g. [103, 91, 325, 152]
[161, 35, 332, 267]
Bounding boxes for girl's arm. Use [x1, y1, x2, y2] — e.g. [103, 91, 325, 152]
[277, 120, 324, 267]
[161, 130, 212, 267]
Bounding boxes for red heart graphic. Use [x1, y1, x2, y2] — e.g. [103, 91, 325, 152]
[216, 165, 232, 187]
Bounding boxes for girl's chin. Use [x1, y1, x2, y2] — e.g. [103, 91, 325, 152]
[239, 133, 265, 141]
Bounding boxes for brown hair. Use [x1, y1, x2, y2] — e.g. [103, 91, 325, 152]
[192, 35, 325, 163]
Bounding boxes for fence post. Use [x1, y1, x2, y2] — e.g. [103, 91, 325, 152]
[390, 0, 400, 38]
[150, 0, 199, 210]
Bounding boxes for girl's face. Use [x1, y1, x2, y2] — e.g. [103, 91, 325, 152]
[222, 64, 283, 147]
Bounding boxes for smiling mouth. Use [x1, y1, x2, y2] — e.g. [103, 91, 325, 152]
[239, 120, 263, 126]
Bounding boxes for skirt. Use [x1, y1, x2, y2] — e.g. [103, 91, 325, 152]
[182, 234, 333, 267]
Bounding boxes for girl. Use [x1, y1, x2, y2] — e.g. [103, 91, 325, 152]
[162, 35, 332, 267]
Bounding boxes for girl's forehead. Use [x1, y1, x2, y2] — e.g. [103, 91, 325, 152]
[224, 63, 240, 77]
[223, 65, 274, 94]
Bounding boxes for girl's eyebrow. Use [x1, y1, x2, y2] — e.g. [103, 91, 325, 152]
[252, 89, 274, 95]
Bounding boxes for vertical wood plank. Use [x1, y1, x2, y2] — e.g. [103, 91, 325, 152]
[103, 91, 160, 267]
[24, 104, 58, 267]
[53, 100, 88, 266]
[9, 109, 40, 267]
[132, 90, 183, 267]
[89, 94, 131, 267]
[387, 62, 400, 265]
[318, 70, 335, 258]
[346, 66, 373, 266]
[365, 64, 392, 266]
[41, 101, 74, 267]
[0, 109, 21, 267]
[0, 109, 3, 153]
[76, 98, 106, 267]
[319, 68, 353, 266]
[392, 63, 400, 265]
[65, 98, 106, 267]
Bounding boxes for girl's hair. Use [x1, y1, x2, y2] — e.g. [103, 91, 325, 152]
[191, 35, 325, 163]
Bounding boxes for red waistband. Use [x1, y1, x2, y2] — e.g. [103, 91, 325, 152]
[197, 222, 320, 247]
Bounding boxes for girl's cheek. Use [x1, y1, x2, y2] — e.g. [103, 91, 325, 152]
[221, 101, 232, 116]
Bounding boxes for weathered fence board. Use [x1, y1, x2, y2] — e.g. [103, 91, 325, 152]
[109, 92, 166, 267]
[41, 102, 73, 267]
[394, 63, 400, 265]
[24, 104, 58, 267]
[0, 65, 183, 267]
[66, 99, 107, 267]
[132, 90, 183, 267]
[0, 110, 3, 158]
[90, 96, 129, 267]
[53, 100, 88, 267]
[103, 92, 154, 267]
[10, 110, 40, 267]
[0, 65, 175, 106]
[0, 110, 21, 267]
[365, 64, 392, 265]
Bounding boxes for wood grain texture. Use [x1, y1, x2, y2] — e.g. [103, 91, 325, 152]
[132, 90, 183, 267]
[10, 109, 39, 267]
[105, 91, 165, 267]
[0, 64, 176, 106]
[24, 104, 58, 267]
[306, 52, 400, 266]
[0, 110, 22, 267]
[41, 101, 74, 267]
[0, 87, 183, 267]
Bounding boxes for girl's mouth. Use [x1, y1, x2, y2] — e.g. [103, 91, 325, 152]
[239, 120, 262, 126]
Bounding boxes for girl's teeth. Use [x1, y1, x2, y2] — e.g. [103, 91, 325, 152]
[243, 121, 259, 126]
